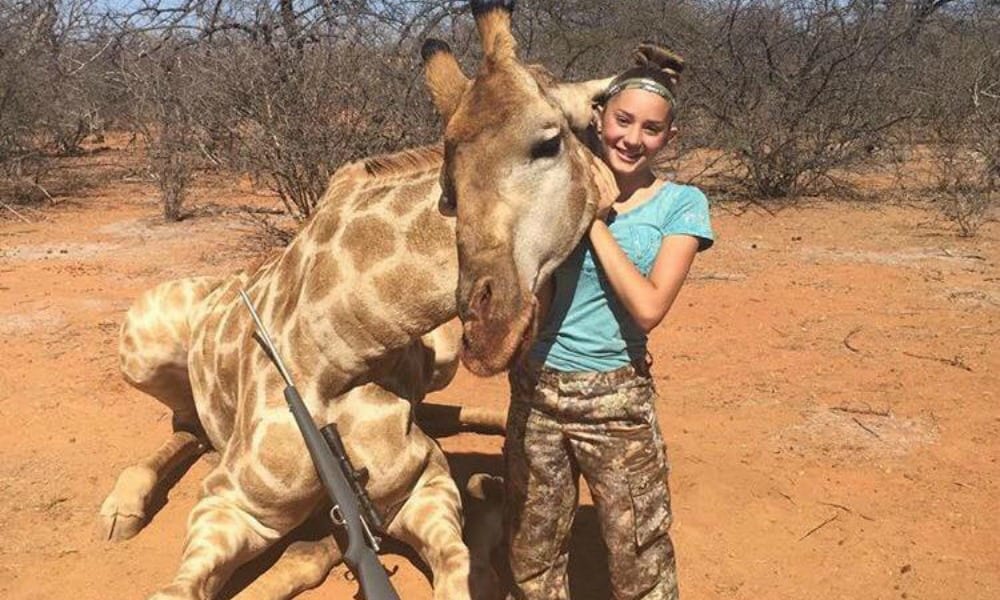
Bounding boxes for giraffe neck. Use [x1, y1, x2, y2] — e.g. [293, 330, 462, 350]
[253, 146, 458, 392]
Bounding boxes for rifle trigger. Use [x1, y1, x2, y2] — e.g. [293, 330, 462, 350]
[330, 505, 346, 526]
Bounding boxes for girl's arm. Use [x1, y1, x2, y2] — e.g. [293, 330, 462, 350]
[588, 220, 699, 333]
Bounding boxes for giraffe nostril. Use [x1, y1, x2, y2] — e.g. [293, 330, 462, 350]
[468, 277, 493, 321]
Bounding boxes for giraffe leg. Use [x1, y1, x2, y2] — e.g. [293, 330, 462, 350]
[100, 278, 219, 542]
[463, 473, 506, 600]
[99, 429, 207, 541]
[230, 537, 341, 600]
[386, 445, 496, 600]
[148, 479, 314, 600]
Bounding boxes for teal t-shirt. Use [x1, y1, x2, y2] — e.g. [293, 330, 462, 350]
[530, 183, 715, 372]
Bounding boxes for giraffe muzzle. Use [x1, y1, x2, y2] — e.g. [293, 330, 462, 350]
[459, 276, 538, 377]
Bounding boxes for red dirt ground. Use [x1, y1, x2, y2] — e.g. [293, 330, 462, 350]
[1, 144, 997, 600]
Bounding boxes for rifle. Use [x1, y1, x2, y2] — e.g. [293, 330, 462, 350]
[239, 290, 401, 600]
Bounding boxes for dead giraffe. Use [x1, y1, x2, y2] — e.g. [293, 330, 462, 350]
[102, 154, 494, 600]
[100, 1, 619, 598]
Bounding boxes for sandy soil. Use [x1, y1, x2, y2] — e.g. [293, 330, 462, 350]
[0, 145, 997, 600]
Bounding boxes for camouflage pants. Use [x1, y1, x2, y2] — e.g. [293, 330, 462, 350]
[504, 361, 678, 600]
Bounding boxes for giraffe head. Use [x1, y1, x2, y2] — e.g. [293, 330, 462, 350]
[422, 0, 614, 376]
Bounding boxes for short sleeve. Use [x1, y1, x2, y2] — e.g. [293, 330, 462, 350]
[659, 185, 715, 251]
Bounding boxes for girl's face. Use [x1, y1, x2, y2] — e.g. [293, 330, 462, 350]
[599, 88, 675, 180]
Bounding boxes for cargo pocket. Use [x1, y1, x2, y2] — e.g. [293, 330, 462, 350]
[626, 450, 671, 553]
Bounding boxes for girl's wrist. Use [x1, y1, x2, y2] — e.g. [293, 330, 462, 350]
[589, 217, 608, 239]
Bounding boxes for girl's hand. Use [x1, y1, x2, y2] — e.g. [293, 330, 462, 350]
[588, 151, 619, 221]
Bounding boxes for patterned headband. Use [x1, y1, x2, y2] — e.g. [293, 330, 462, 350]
[603, 77, 678, 109]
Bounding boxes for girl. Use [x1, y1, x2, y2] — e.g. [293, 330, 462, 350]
[505, 45, 714, 600]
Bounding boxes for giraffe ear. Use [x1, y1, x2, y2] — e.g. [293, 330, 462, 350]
[422, 39, 470, 124]
[548, 77, 615, 131]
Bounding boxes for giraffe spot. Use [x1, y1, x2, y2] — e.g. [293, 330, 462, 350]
[335, 412, 356, 437]
[352, 185, 393, 210]
[204, 355, 237, 442]
[304, 251, 341, 303]
[406, 207, 454, 255]
[269, 283, 302, 327]
[328, 294, 382, 353]
[341, 217, 396, 272]
[311, 209, 342, 246]
[213, 277, 242, 308]
[319, 175, 360, 208]
[245, 256, 280, 291]
[276, 242, 303, 281]
[238, 463, 290, 508]
[217, 305, 243, 345]
[391, 178, 436, 216]
[374, 265, 434, 307]
[201, 470, 233, 496]
[287, 321, 314, 363]
[201, 321, 219, 366]
[214, 339, 240, 391]
[238, 463, 319, 526]
[166, 285, 189, 313]
[410, 502, 439, 528]
[257, 420, 309, 489]
[205, 530, 234, 554]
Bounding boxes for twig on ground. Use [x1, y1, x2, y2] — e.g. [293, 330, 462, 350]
[691, 272, 746, 281]
[852, 417, 882, 439]
[940, 248, 986, 261]
[902, 351, 973, 372]
[236, 206, 285, 215]
[830, 405, 891, 417]
[843, 326, 863, 353]
[1, 201, 32, 223]
[799, 513, 840, 541]
[819, 501, 875, 521]
[32, 181, 54, 204]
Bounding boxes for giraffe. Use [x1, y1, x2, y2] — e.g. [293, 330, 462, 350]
[102, 153, 497, 600]
[99, 0, 621, 597]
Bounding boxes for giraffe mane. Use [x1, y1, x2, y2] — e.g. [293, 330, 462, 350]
[360, 145, 444, 179]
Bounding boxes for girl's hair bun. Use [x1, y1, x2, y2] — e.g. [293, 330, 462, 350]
[632, 42, 685, 85]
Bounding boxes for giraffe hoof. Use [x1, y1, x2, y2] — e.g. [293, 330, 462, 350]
[99, 506, 147, 542]
[98, 465, 157, 541]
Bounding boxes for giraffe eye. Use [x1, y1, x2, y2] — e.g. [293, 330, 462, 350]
[439, 191, 456, 215]
[531, 134, 562, 160]
[438, 174, 456, 216]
